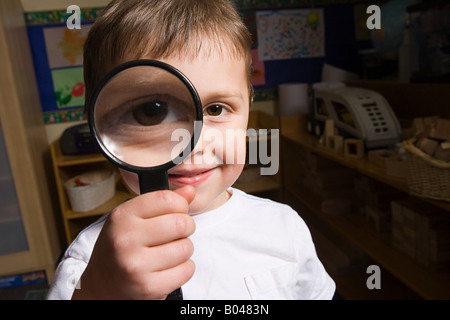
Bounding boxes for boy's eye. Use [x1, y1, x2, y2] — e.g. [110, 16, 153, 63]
[132, 100, 169, 126]
[206, 104, 225, 116]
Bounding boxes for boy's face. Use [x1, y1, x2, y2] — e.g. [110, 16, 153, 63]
[120, 42, 250, 214]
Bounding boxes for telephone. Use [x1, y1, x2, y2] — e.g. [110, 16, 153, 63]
[308, 86, 402, 149]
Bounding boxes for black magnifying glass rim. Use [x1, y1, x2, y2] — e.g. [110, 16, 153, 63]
[88, 59, 203, 174]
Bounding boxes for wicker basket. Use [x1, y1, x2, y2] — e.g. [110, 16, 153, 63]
[65, 169, 115, 212]
[403, 138, 450, 202]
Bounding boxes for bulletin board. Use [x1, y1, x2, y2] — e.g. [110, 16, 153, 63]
[25, 8, 100, 124]
[244, 3, 368, 100]
[27, 22, 94, 123]
[256, 9, 325, 61]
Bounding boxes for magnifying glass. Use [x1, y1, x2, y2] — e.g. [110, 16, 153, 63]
[88, 60, 203, 300]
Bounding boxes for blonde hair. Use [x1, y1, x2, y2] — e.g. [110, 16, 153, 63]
[83, 0, 253, 112]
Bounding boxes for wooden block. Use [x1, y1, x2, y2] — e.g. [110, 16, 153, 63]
[429, 118, 450, 141]
[441, 141, 450, 149]
[434, 142, 450, 161]
[326, 135, 343, 154]
[324, 119, 335, 138]
[344, 139, 364, 158]
[416, 137, 439, 156]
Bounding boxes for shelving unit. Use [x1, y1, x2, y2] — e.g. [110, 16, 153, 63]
[50, 141, 133, 245]
[281, 115, 450, 300]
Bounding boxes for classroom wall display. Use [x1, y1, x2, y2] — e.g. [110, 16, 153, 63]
[27, 22, 93, 123]
[245, 4, 368, 97]
[24, 1, 368, 124]
[24, 7, 101, 124]
[256, 9, 325, 61]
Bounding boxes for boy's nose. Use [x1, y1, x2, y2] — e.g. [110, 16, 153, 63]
[185, 125, 226, 165]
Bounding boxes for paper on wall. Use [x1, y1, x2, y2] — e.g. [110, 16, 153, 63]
[256, 9, 325, 61]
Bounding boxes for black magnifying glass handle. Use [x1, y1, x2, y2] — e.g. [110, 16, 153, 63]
[139, 171, 183, 300]
[166, 288, 183, 300]
[138, 171, 169, 193]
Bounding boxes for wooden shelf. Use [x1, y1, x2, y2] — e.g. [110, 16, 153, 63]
[280, 117, 450, 299]
[282, 130, 450, 212]
[51, 140, 107, 167]
[64, 190, 131, 220]
[286, 184, 450, 299]
[50, 141, 135, 244]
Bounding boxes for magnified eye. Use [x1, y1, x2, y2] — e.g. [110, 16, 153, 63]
[206, 104, 225, 116]
[122, 94, 189, 127]
[96, 93, 193, 138]
[132, 100, 169, 126]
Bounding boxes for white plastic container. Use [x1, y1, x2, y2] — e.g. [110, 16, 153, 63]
[65, 169, 115, 212]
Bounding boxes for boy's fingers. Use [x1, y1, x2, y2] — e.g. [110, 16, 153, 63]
[151, 259, 196, 299]
[146, 238, 194, 272]
[116, 189, 190, 219]
[136, 213, 195, 247]
[173, 185, 196, 204]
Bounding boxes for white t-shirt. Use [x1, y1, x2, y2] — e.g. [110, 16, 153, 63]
[47, 188, 335, 300]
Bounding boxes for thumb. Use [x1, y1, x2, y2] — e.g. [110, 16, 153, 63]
[173, 185, 196, 205]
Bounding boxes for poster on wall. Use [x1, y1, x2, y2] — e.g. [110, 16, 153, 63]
[256, 9, 325, 61]
[27, 23, 92, 122]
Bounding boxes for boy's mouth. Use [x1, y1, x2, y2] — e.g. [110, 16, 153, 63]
[168, 167, 216, 186]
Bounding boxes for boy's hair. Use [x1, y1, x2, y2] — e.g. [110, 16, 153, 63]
[83, 0, 253, 112]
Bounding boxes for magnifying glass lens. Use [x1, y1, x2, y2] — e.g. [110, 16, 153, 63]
[94, 65, 197, 168]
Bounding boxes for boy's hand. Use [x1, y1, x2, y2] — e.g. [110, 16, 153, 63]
[72, 185, 196, 300]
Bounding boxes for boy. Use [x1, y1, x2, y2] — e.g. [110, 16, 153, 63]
[48, 0, 335, 300]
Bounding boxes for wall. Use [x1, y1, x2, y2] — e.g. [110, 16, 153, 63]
[20, 0, 110, 12]
[348, 80, 450, 119]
